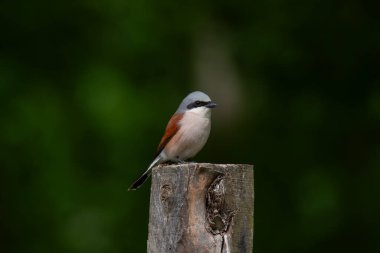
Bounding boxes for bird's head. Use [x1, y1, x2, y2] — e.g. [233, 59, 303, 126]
[176, 91, 217, 117]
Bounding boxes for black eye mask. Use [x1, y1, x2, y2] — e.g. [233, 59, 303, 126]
[187, 101, 209, 109]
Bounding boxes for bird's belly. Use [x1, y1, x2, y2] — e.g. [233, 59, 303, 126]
[165, 115, 211, 161]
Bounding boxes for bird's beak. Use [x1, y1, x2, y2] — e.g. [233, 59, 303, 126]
[205, 102, 217, 108]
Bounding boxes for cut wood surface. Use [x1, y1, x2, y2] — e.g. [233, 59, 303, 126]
[147, 163, 254, 253]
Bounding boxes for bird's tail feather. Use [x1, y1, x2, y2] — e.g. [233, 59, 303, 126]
[128, 156, 162, 191]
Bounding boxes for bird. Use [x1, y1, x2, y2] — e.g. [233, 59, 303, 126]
[128, 91, 217, 190]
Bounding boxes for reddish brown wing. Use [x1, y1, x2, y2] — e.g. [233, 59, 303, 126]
[154, 113, 183, 157]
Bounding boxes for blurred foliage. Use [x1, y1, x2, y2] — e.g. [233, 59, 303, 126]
[1, 0, 379, 252]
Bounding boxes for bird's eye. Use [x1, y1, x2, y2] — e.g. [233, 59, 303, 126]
[195, 101, 201, 105]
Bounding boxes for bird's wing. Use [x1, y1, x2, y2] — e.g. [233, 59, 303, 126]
[155, 113, 183, 157]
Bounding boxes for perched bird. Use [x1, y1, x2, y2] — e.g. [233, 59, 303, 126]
[128, 91, 217, 190]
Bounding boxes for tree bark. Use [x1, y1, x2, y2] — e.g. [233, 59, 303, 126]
[147, 163, 254, 253]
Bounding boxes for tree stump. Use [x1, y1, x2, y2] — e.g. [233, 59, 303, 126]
[147, 163, 254, 253]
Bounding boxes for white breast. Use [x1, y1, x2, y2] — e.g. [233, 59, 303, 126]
[165, 107, 211, 161]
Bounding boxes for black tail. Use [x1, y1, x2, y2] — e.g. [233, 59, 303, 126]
[128, 171, 151, 190]
[129, 156, 161, 191]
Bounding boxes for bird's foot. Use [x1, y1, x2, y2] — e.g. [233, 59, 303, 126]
[162, 161, 176, 165]
[162, 160, 189, 166]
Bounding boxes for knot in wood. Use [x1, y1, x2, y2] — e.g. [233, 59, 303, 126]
[160, 184, 172, 203]
[208, 175, 225, 211]
[205, 174, 237, 235]
[160, 184, 174, 214]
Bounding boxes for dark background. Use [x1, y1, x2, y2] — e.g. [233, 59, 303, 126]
[1, 0, 379, 252]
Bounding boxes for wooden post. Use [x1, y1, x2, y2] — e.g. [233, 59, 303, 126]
[147, 163, 254, 253]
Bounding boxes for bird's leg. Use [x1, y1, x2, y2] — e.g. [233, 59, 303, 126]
[174, 156, 187, 164]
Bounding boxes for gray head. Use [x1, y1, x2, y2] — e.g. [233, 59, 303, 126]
[176, 91, 217, 113]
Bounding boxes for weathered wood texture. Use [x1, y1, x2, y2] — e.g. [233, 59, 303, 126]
[148, 163, 254, 253]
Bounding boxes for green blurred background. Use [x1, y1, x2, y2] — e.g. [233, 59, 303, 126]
[1, 0, 379, 252]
